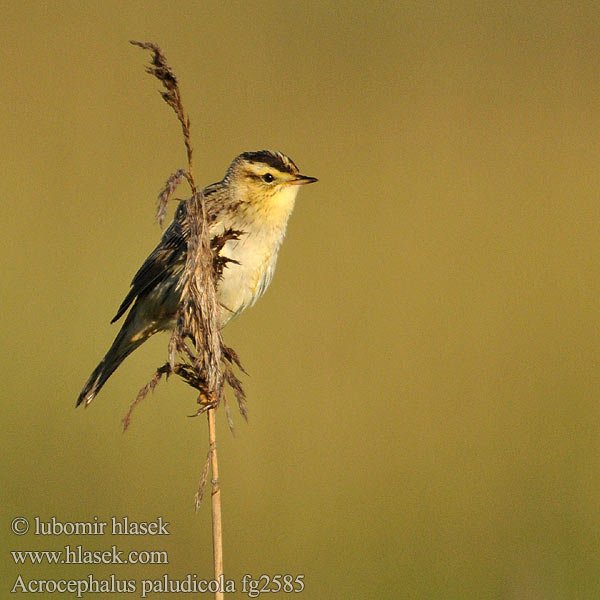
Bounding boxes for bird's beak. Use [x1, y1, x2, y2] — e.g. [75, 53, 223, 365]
[287, 174, 318, 186]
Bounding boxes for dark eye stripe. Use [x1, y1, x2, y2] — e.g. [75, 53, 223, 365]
[245, 173, 264, 181]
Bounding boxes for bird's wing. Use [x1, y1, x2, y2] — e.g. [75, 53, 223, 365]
[110, 203, 187, 323]
[110, 183, 225, 324]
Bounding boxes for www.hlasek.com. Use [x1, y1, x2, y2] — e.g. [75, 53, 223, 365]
[11, 574, 305, 598]
[12, 544, 168, 565]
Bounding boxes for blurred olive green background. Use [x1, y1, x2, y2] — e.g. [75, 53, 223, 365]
[2, 1, 599, 599]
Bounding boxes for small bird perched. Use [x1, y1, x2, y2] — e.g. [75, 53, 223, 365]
[77, 150, 317, 407]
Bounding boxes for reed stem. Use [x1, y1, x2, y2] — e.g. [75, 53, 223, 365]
[208, 407, 223, 599]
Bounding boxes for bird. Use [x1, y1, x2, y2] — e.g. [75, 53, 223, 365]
[77, 150, 317, 407]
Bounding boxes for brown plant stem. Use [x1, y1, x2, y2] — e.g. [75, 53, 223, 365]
[208, 407, 223, 598]
[130, 41, 238, 600]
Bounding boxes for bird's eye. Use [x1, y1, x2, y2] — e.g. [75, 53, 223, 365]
[262, 173, 275, 183]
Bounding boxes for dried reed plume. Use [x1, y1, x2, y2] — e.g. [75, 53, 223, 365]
[125, 40, 246, 599]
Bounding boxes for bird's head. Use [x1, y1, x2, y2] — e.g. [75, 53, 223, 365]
[225, 150, 317, 214]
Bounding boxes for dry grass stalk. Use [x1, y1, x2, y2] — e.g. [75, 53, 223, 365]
[156, 169, 186, 227]
[128, 40, 246, 599]
[122, 363, 170, 431]
[207, 408, 223, 590]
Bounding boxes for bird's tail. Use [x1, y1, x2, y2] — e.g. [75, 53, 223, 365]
[76, 313, 148, 407]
